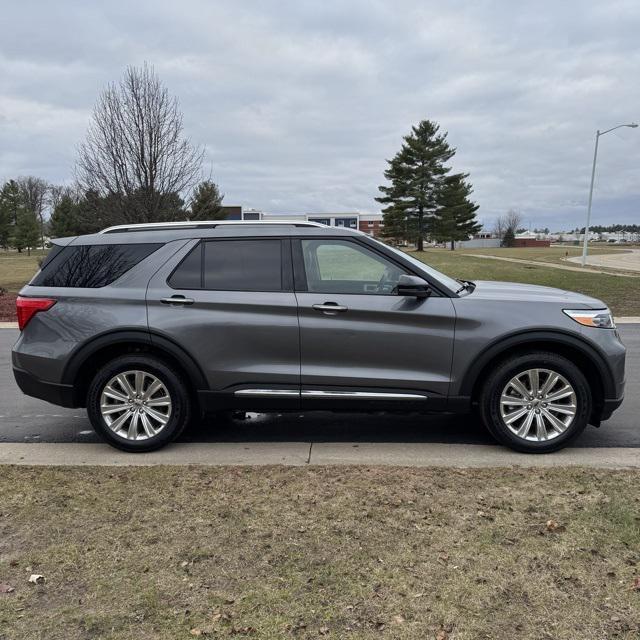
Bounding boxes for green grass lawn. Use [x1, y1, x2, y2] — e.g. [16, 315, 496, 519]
[0, 466, 638, 639]
[413, 249, 640, 316]
[0, 249, 46, 293]
[460, 245, 631, 267]
[1, 246, 639, 317]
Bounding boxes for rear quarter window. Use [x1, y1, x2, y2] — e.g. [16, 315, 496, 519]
[31, 243, 161, 288]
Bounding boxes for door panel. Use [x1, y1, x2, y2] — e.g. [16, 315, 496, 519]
[146, 239, 300, 394]
[294, 238, 456, 404]
[296, 292, 456, 396]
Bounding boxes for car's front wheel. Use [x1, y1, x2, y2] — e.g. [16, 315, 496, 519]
[479, 351, 592, 453]
[87, 354, 191, 452]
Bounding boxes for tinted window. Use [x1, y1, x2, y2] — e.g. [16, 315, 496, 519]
[301, 239, 406, 295]
[204, 240, 282, 291]
[38, 244, 65, 271]
[32, 243, 161, 288]
[168, 243, 203, 289]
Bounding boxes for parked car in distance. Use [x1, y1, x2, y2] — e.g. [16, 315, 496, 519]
[13, 221, 625, 453]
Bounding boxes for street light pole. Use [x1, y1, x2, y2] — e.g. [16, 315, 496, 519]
[581, 131, 600, 267]
[581, 123, 638, 267]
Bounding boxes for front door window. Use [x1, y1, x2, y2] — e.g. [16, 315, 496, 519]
[300, 239, 406, 295]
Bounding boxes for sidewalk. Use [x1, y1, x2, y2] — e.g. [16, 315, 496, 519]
[463, 252, 640, 277]
[566, 248, 640, 273]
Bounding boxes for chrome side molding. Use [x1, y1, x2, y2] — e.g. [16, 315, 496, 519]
[301, 390, 427, 400]
[234, 389, 300, 397]
[233, 389, 427, 400]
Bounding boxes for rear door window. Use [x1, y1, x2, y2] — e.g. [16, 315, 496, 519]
[204, 240, 282, 291]
[168, 239, 284, 291]
[31, 244, 161, 288]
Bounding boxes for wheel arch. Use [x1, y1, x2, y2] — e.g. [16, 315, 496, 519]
[462, 330, 614, 415]
[62, 329, 208, 408]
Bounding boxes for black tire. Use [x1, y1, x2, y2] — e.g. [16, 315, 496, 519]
[479, 351, 592, 453]
[86, 354, 191, 452]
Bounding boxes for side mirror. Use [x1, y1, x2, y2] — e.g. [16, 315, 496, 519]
[395, 274, 431, 299]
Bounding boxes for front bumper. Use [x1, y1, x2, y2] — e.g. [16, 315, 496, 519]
[13, 366, 76, 408]
[597, 395, 625, 423]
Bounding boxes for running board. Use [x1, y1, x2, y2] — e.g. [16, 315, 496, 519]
[234, 389, 427, 400]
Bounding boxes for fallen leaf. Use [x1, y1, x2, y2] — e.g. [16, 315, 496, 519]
[392, 615, 405, 624]
[545, 519, 566, 533]
[630, 576, 640, 591]
[190, 629, 203, 637]
[0, 583, 15, 594]
[319, 626, 329, 635]
[28, 574, 45, 585]
[436, 628, 448, 640]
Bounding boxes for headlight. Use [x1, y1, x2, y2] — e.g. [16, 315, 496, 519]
[563, 309, 615, 329]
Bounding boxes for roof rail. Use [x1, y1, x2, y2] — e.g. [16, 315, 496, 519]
[99, 220, 328, 234]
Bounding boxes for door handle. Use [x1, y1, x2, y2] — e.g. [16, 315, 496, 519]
[312, 302, 348, 315]
[160, 296, 195, 306]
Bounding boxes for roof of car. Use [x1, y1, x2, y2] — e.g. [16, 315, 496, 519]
[54, 221, 366, 246]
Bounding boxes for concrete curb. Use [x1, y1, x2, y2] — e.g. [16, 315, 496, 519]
[0, 442, 311, 466]
[0, 322, 18, 329]
[0, 442, 639, 468]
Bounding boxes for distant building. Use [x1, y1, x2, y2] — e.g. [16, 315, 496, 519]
[220, 207, 385, 237]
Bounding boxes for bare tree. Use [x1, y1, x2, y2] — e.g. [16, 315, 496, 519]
[493, 209, 523, 239]
[504, 209, 523, 234]
[17, 176, 49, 247]
[48, 184, 79, 211]
[76, 63, 204, 223]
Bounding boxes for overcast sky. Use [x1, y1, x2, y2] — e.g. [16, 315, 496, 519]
[1, 0, 639, 229]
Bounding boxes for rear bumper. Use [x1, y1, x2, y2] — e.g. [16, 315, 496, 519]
[13, 367, 76, 408]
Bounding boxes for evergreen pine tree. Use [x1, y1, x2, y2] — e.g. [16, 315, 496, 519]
[432, 173, 481, 250]
[0, 188, 13, 248]
[188, 181, 225, 220]
[49, 194, 78, 238]
[1, 180, 23, 224]
[14, 210, 40, 255]
[502, 227, 516, 247]
[0, 180, 25, 249]
[376, 120, 455, 250]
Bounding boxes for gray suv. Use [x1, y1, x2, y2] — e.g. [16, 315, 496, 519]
[12, 221, 625, 453]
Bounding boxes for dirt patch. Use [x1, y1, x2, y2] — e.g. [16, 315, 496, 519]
[0, 466, 638, 639]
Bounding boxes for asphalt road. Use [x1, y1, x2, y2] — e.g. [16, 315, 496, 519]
[1, 326, 638, 448]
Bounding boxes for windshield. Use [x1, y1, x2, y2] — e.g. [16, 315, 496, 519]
[369, 238, 463, 293]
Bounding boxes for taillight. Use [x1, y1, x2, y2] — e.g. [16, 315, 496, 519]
[16, 297, 56, 331]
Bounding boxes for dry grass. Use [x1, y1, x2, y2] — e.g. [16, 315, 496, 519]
[462, 245, 632, 267]
[0, 250, 45, 294]
[0, 466, 638, 639]
[1, 246, 639, 318]
[414, 249, 640, 316]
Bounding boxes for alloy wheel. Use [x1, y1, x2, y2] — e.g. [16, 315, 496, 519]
[499, 368, 577, 442]
[99, 370, 172, 440]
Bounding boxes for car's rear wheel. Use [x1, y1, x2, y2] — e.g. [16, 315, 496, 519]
[479, 351, 592, 453]
[87, 355, 191, 452]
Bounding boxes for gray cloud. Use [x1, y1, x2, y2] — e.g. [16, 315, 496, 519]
[1, 0, 639, 229]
